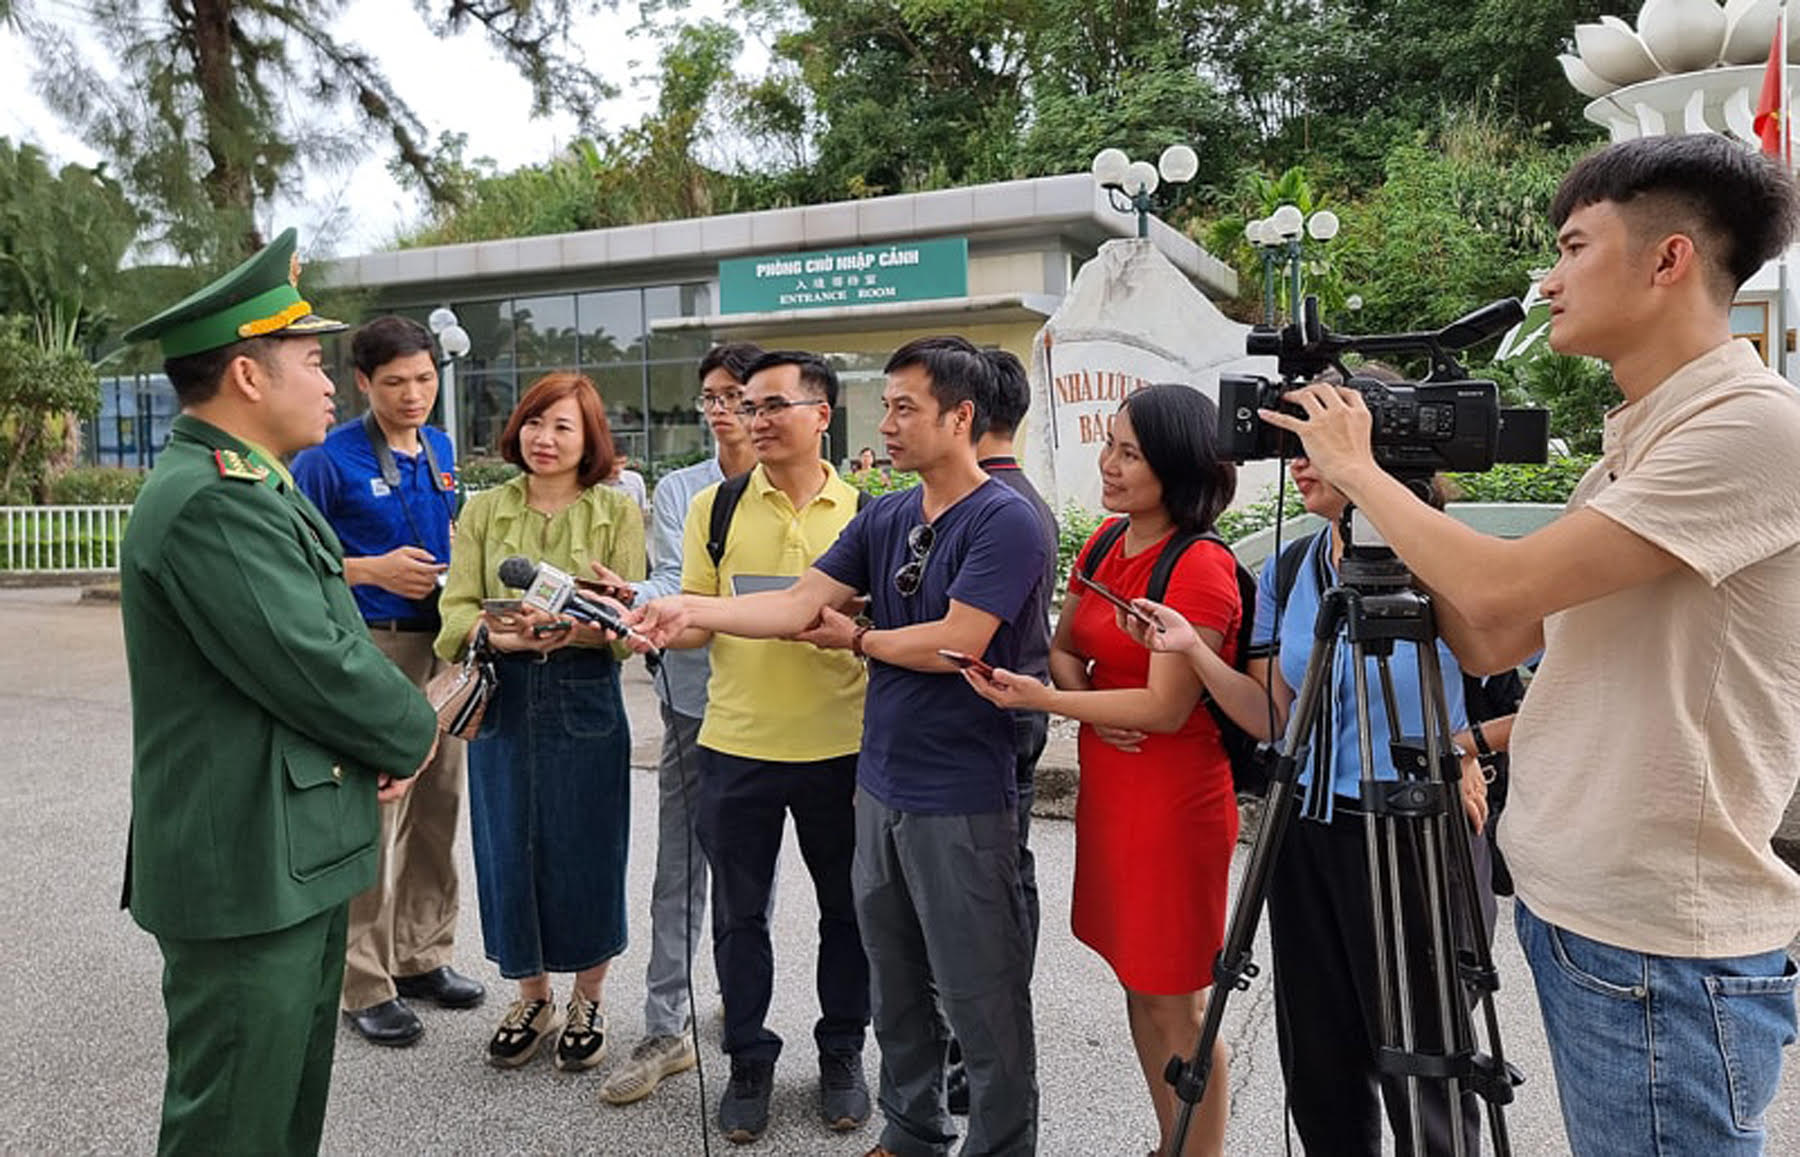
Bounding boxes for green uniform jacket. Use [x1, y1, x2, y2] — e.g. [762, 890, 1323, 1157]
[120, 415, 439, 941]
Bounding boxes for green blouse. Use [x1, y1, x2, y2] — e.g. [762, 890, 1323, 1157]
[434, 474, 647, 661]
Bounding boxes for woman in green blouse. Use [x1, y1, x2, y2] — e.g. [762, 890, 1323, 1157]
[435, 372, 646, 1072]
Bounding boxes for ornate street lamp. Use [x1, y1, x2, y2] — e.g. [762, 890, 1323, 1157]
[427, 306, 471, 449]
[1091, 144, 1201, 238]
[1244, 204, 1340, 325]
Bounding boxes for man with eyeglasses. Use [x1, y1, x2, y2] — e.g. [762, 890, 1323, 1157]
[643, 349, 873, 1143]
[631, 337, 1047, 1157]
[586, 341, 763, 1107]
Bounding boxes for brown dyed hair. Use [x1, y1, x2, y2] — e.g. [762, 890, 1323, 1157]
[500, 372, 615, 488]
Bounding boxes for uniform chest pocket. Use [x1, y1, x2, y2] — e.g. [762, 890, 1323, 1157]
[282, 743, 376, 882]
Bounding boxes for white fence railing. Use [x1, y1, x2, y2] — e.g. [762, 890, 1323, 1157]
[1, 505, 133, 574]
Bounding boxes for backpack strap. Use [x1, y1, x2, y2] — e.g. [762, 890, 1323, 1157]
[1272, 534, 1315, 608]
[705, 471, 754, 569]
[1078, 517, 1129, 580]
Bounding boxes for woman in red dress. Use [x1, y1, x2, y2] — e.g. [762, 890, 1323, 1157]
[967, 384, 1240, 1156]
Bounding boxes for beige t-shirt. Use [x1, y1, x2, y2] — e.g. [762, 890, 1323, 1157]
[1500, 339, 1800, 958]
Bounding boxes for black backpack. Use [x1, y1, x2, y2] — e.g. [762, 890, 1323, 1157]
[1077, 518, 1274, 796]
[1271, 533, 1527, 891]
[705, 472, 871, 569]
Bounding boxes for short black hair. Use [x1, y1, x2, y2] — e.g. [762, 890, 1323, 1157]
[981, 348, 1030, 436]
[745, 349, 839, 407]
[352, 316, 435, 378]
[884, 336, 996, 441]
[1117, 384, 1236, 533]
[162, 337, 279, 407]
[698, 341, 766, 386]
[1550, 135, 1800, 295]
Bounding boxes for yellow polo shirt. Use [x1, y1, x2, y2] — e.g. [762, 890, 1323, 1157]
[681, 463, 866, 761]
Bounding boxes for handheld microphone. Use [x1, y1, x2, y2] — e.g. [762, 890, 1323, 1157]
[497, 555, 657, 651]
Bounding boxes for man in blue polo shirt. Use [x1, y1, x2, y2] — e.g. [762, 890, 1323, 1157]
[292, 315, 485, 1047]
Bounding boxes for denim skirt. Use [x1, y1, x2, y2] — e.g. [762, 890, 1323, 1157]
[468, 647, 630, 978]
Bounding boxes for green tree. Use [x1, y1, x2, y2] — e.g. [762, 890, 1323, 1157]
[0, 139, 141, 347]
[0, 316, 102, 502]
[13, 0, 621, 266]
[743, 0, 1033, 199]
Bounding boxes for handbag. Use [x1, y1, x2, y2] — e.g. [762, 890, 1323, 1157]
[425, 624, 496, 739]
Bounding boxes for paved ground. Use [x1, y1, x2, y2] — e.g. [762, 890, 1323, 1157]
[2, 584, 1795, 1155]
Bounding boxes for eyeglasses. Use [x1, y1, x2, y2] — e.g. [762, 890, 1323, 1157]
[893, 522, 935, 597]
[736, 396, 826, 421]
[693, 390, 744, 413]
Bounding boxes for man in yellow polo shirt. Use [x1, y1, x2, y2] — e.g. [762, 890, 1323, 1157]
[677, 350, 871, 1145]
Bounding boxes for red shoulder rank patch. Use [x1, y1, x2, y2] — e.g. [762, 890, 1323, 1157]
[214, 449, 269, 482]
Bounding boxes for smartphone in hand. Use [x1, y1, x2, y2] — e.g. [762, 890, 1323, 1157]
[1071, 572, 1160, 630]
[937, 648, 996, 679]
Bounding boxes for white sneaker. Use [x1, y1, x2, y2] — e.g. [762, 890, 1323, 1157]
[598, 1032, 699, 1104]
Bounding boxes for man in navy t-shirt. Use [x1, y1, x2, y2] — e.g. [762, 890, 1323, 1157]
[292, 316, 485, 1049]
[631, 338, 1045, 1156]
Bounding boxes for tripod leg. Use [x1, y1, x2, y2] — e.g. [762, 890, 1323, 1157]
[1352, 645, 1427, 1154]
[1414, 643, 1518, 1157]
[1163, 610, 1347, 1157]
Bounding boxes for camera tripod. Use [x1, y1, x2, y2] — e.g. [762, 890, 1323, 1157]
[1163, 505, 1522, 1157]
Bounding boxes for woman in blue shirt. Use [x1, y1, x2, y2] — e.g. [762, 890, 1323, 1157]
[1128, 450, 1496, 1157]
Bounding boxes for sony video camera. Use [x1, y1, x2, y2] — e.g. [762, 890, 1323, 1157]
[1217, 296, 1549, 477]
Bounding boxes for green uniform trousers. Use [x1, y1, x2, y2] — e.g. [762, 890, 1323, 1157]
[154, 903, 349, 1156]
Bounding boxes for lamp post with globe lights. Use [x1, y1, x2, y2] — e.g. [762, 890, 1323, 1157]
[427, 306, 472, 450]
[1243, 204, 1340, 326]
[1091, 145, 1201, 238]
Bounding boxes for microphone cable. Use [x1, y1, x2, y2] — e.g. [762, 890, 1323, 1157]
[648, 651, 713, 1157]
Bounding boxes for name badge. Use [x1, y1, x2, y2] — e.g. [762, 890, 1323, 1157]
[370, 478, 392, 497]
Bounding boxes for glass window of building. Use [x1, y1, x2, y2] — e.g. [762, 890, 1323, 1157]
[579, 290, 645, 364]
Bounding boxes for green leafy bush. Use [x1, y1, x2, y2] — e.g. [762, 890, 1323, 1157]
[1447, 456, 1596, 504]
[846, 468, 922, 497]
[459, 457, 521, 490]
[1218, 489, 1308, 544]
[47, 466, 145, 504]
[1056, 503, 1105, 589]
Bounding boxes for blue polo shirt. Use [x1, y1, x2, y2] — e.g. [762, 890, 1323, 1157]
[1253, 528, 1466, 822]
[813, 479, 1049, 815]
[292, 419, 459, 624]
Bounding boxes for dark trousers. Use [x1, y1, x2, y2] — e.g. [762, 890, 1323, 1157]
[695, 745, 868, 1064]
[154, 903, 349, 1156]
[1267, 807, 1496, 1157]
[854, 789, 1037, 1157]
[1011, 710, 1048, 960]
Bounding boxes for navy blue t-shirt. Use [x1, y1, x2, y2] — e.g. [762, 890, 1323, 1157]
[292, 419, 459, 623]
[814, 479, 1049, 815]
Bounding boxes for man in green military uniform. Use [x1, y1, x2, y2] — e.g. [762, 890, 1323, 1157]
[118, 228, 441, 1156]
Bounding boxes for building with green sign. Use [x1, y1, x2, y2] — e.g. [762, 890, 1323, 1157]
[319, 173, 1236, 473]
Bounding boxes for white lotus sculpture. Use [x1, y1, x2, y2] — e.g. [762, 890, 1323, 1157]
[1564, 0, 1792, 97]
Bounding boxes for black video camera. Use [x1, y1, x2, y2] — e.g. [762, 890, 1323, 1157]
[1217, 296, 1549, 477]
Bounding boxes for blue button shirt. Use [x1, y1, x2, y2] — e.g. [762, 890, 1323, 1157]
[1252, 529, 1467, 821]
[292, 420, 459, 623]
[638, 455, 725, 718]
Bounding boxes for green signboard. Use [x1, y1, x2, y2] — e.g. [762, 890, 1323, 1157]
[719, 237, 969, 314]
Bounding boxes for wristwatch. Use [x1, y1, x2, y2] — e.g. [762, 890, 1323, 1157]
[1469, 720, 1501, 778]
[851, 623, 872, 658]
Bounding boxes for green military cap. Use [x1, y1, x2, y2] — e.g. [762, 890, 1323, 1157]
[122, 227, 347, 359]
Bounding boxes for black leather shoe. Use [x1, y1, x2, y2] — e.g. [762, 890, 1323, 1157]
[343, 999, 423, 1047]
[394, 966, 486, 1009]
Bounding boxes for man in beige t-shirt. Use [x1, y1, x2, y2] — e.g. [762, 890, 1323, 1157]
[1263, 134, 1800, 1155]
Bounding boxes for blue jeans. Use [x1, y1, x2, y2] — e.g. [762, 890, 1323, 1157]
[1515, 900, 1797, 1156]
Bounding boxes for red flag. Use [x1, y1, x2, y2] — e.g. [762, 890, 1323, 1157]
[1755, 16, 1785, 157]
